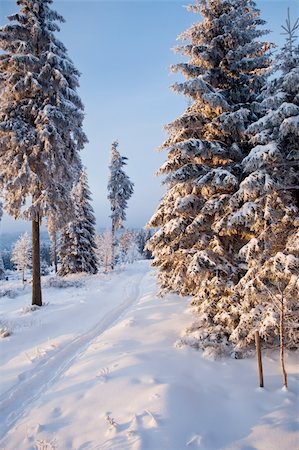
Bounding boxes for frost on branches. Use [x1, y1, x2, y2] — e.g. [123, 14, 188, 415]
[0, 0, 86, 221]
[226, 12, 299, 351]
[95, 231, 113, 273]
[0, 0, 87, 305]
[47, 213, 59, 273]
[107, 141, 134, 269]
[119, 230, 140, 264]
[11, 232, 32, 283]
[59, 170, 98, 275]
[147, 0, 272, 353]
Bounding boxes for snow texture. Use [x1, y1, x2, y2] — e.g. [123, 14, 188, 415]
[0, 262, 298, 450]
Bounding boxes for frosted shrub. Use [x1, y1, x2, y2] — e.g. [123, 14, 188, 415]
[0, 287, 23, 299]
[35, 439, 57, 450]
[45, 277, 83, 289]
[0, 326, 12, 338]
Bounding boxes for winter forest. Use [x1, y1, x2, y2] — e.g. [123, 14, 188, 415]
[0, 1, 298, 449]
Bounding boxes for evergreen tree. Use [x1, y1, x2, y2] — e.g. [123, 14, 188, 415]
[59, 170, 98, 275]
[107, 141, 134, 269]
[0, 0, 87, 305]
[11, 232, 31, 283]
[148, 0, 272, 309]
[226, 10, 299, 353]
[136, 229, 152, 259]
[2, 250, 13, 271]
[0, 252, 5, 280]
[40, 241, 51, 267]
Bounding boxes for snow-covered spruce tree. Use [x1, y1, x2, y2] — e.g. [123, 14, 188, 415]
[59, 170, 98, 275]
[107, 141, 134, 269]
[0, 0, 87, 305]
[225, 11, 299, 356]
[147, 0, 272, 351]
[11, 232, 31, 283]
[136, 229, 152, 259]
[0, 252, 5, 280]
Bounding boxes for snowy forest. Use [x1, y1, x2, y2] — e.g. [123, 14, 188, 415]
[0, 1, 298, 449]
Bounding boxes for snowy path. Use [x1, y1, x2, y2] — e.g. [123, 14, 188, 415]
[0, 263, 147, 444]
[0, 261, 298, 450]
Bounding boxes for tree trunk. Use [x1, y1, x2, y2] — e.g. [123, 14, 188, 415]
[53, 232, 58, 273]
[22, 268, 25, 285]
[111, 220, 115, 270]
[255, 331, 264, 388]
[32, 218, 42, 306]
[280, 297, 288, 388]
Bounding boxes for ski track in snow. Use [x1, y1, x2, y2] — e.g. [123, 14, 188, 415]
[0, 268, 146, 442]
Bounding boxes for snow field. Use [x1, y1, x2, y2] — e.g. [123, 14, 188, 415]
[0, 261, 298, 450]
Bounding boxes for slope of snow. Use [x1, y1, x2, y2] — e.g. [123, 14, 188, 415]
[0, 261, 298, 450]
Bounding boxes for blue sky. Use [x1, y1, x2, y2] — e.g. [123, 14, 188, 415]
[0, 0, 298, 234]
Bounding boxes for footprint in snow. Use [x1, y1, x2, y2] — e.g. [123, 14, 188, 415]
[122, 317, 136, 327]
[51, 407, 62, 418]
[96, 367, 110, 383]
[149, 392, 161, 400]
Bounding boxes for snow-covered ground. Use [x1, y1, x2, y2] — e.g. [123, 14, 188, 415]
[0, 261, 298, 450]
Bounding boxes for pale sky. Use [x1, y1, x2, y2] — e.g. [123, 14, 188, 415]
[0, 0, 298, 235]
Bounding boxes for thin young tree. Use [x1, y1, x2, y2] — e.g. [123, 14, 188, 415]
[47, 214, 59, 273]
[107, 141, 134, 269]
[11, 232, 31, 284]
[95, 231, 113, 273]
[0, 0, 87, 305]
[59, 170, 98, 275]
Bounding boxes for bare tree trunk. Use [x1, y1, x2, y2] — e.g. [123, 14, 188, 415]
[111, 220, 115, 270]
[53, 232, 58, 273]
[280, 296, 288, 388]
[32, 218, 42, 307]
[255, 331, 264, 388]
[22, 268, 25, 285]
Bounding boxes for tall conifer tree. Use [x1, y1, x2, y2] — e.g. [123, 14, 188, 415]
[0, 0, 87, 305]
[148, 0, 272, 351]
[107, 141, 134, 269]
[59, 170, 98, 275]
[227, 10, 299, 351]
